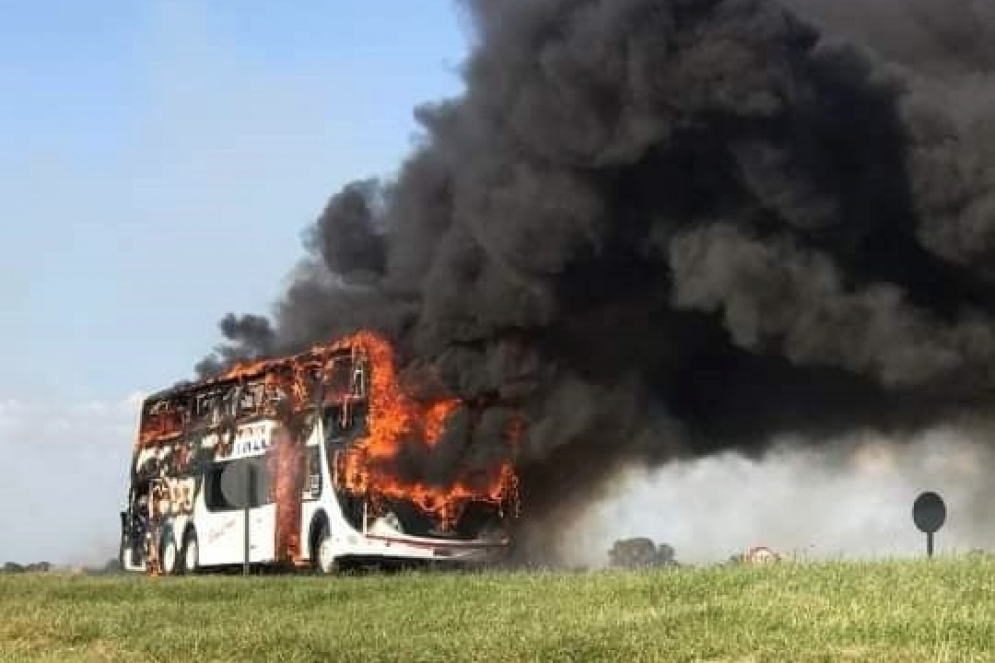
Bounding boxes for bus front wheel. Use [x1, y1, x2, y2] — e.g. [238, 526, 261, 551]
[312, 522, 339, 575]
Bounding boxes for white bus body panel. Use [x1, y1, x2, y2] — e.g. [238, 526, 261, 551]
[194, 497, 277, 566]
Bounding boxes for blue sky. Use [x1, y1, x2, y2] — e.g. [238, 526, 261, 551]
[0, 0, 468, 403]
[0, 0, 468, 562]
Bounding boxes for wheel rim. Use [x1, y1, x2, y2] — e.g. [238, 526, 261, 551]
[185, 539, 198, 571]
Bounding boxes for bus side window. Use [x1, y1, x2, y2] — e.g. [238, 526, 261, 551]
[351, 364, 363, 398]
[204, 465, 236, 512]
[303, 446, 321, 499]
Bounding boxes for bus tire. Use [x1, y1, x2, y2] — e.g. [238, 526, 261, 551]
[161, 534, 180, 576]
[180, 528, 199, 575]
[311, 520, 339, 575]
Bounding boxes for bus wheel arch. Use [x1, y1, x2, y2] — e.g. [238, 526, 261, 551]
[309, 512, 338, 574]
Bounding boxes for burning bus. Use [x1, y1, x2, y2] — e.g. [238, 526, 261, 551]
[118, 331, 520, 575]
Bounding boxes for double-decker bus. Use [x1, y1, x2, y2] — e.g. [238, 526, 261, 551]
[118, 332, 519, 575]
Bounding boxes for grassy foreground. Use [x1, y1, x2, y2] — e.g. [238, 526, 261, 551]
[2, 557, 995, 662]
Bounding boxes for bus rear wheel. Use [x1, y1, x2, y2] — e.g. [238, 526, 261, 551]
[161, 535, 180, 575]
[180, 529, 199, 575]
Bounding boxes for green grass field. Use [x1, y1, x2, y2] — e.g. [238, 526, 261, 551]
[2, 557, 994, 662]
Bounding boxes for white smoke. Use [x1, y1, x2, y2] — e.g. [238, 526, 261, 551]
[561, 424, 995, 566]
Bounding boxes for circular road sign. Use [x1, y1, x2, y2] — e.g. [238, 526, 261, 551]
[220, 461, 257, 509]
[913, 491, 946, 534]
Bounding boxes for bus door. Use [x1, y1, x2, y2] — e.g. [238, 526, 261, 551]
[120, 483, 150, 568]
[299, 442, 324, 558]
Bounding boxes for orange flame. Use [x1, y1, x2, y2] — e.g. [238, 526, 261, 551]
[329, 331, 519, 530]
[269, 425, 303, 564]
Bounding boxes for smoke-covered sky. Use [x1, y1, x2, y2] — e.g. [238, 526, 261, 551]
[195, 0, 995, 563]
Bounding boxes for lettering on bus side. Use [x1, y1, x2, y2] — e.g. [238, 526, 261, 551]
[207, 518, 237, 544]
[218, 426, 271, 460]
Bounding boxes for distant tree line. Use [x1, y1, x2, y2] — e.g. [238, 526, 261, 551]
[608, 538, 680, 568]
[1, 558, 123, 575]
[2, 561, 53, 574]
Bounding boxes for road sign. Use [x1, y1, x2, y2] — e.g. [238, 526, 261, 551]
[220, 461, 257, 509]
[913, 491, 946, 558]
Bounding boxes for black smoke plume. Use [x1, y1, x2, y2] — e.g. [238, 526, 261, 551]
[196, 0, 995, 559]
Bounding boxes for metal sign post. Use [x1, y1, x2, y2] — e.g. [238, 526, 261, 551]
[243, 465, 253, 576]
[220, 459, 255, 576]
[912, 491, 946, 559]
